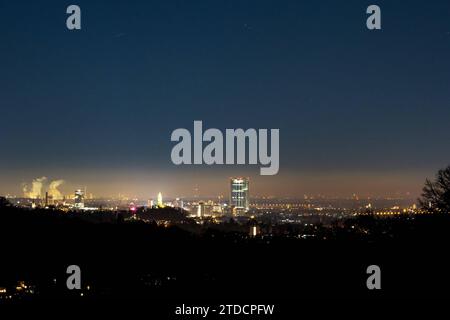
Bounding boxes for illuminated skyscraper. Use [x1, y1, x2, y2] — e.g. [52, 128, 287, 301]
[157, 192, 163, 207]
[230, 177, 249, 214]
[197, 201, 205, 217]
[74, 189, 85, 209]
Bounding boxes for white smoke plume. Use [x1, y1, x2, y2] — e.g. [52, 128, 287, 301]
[48, 180, 65, 200]
[23, 177, 47, 199]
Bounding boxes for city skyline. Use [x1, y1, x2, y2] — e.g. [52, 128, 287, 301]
[1, 170, 426, 200]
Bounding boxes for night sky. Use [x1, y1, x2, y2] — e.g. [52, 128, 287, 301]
[1, 0, 450, 198]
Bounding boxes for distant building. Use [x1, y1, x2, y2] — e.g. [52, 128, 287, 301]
[197, 201, 205, 217]
[74, 189, 85, 209]
[230, 177, 249, 215]
[157, 192, 164, 208]
[212, 204, 223, 214]
[173, 198, 184, 209]
[249, 225, 260, 237]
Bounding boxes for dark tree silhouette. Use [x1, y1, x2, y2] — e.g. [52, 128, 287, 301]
[419, 165, 450, 213]
[0, 196, 12, 208]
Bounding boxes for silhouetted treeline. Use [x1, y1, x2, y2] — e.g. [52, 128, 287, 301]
[419, 165, 450, 213]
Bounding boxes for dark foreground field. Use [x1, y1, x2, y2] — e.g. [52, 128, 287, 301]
[1, 205, 449, 317]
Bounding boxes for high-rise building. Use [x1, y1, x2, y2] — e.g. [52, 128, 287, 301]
[74, 189, 85, 209]
[197, 201, 205, 217]
[230, 177, 249, 215]
[157, 192, 163, 207]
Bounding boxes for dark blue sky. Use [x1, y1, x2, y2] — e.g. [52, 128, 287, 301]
[1, 0, 450, 198]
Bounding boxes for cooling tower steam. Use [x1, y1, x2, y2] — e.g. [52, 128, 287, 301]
[48, 180, 65, 200]
[23, 177, 47, 199]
